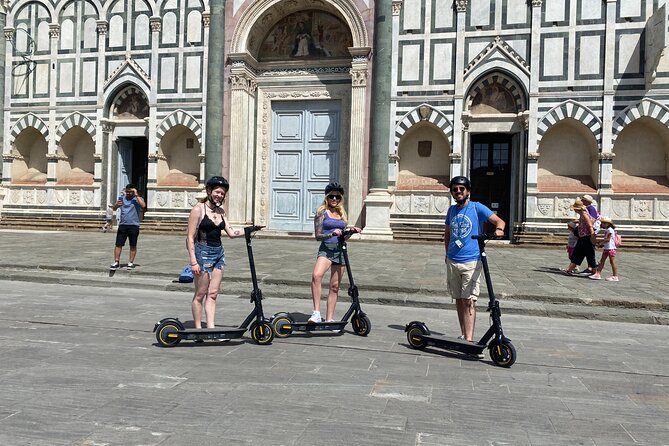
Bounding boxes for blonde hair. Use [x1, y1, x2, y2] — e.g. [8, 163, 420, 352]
[317, 197, 348, 222]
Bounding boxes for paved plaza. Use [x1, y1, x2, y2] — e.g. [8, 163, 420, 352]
[0, 229, 668, 445]
[0, 230, 667, 325]
[0, 279, 668, 445]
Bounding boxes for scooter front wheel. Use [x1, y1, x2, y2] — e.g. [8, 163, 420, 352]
[271, 313, 294, 338]
[250, 321, 274, 345]
[489, 341, 516, 368]
[406, 325, 428, 350]
[351, 314, 371, 336]
[156, 321, 182, 347]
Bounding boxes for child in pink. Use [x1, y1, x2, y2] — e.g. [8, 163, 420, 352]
[589, 217, 619, 281]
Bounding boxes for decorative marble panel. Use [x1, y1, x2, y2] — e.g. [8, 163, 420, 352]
[391, 192, 452, 216]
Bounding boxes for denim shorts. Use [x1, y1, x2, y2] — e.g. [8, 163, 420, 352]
[317, 242, 344, 265]
[195, 243, 225, 273]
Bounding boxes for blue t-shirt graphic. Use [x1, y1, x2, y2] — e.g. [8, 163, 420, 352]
[445, 201, 494, 263]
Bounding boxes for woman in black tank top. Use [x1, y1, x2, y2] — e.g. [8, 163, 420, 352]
[186, 177, 243, 329]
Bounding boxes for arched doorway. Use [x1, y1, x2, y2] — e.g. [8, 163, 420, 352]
[228, 0, 370, 229]
[109, 86, 150, 199]
[463, 72, 528, 233]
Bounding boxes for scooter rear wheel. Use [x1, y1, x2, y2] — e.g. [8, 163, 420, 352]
[489, 341, 516, 368]
[271, 313, 294, 338]
[406, 325, 428, 350]
[250, 321, 274, 345]
[351, 314, 371, 336]
[156, 321, 182, 347]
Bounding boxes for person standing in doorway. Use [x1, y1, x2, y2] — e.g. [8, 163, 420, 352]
[110, 184, 146, 270]
[444, 176, 505, 354]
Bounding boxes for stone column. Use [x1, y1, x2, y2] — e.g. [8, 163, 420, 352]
[451, 0, 467, 178]
[204, 0, 225, 180]
[227, 69, 256, 225]
[200, 11, 210, 183]
[348, 48, 371, 227]
[46, 23, 60, 185]
[363, 0, 394, 240]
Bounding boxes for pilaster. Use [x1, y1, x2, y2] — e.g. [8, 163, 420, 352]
[47, 23, 60, 185]
[348, 47, 371, 227]
[227, 64, 256, 225]
[0, 15, 7, 183]
[96, 20, 109, 204]
[451, 0, 467, 178]
[600, 0, 617, 194]
[526, 0, 542, 200]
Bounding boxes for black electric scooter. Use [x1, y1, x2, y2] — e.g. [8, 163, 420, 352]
[270, 229, 371, 337]
[405, 233, 516, 367]
[153, 225, 274, 346]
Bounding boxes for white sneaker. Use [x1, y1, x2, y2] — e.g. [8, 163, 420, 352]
[308, 311, 322, 323]
[127, 262, 136, 270]
[457, 335, 466, 340]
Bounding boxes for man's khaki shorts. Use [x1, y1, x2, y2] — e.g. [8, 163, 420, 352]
[446, 259, 482, 301]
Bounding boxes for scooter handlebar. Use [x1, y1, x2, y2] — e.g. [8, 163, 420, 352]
[472, 233, 498, 241]
[244, 225, 264, 236]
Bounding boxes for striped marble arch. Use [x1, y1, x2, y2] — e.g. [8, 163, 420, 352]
[465, 72, 525, 113]
[394, 104, 453, 149]
[156, 110, 203, 146]
[9, 113, 49, 145]
[55, 112, 96, 145]
[612, 99, 669, 144]
[537, 100, 602, 146]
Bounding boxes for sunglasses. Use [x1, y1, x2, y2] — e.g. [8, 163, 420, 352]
[327, 194, 342, 200]
[451, 186, 466, 193]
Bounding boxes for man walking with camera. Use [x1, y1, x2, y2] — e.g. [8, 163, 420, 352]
[109, 184, 146, 271]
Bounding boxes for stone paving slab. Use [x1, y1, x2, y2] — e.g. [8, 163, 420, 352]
[1, 280, 668, 445]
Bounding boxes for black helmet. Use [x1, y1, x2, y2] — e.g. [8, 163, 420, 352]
[324, 182, 344, 195]
[206, 176, 229, 190]
[448, 176, 471, 190]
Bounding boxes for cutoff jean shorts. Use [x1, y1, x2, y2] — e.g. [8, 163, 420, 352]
[446, 259, 482, 301]
[195, 242, 225, 274]
[317, 242, 345, 265]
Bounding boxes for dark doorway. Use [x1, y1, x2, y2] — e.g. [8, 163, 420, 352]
[470, 134, 512, 236]
[117, 137, 149, 199]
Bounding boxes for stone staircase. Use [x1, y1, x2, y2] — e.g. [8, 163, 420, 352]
[1, 215, 668, 248]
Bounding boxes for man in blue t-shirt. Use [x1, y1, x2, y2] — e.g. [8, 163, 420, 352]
[110, 184, 146, 271]
[444, 176, 505, 347]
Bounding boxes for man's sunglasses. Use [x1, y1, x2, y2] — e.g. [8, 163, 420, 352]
[327, 194, 342, 200]
[451, 186, 466, 192]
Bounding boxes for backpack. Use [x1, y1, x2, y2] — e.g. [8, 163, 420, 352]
[178, 265, 194, 283]
[614, 232, 622, 248]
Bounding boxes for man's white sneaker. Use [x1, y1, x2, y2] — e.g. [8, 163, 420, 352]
[308, 311, 322, 323]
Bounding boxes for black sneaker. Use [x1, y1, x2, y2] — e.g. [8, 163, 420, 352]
[127, 262, 136, 270]
[110, 261, 120, 270]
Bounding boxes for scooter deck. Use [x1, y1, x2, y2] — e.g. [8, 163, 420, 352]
[419, 334, 486, 354]
[286, 321, 348, 332]
[178, 327, 246, 341]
